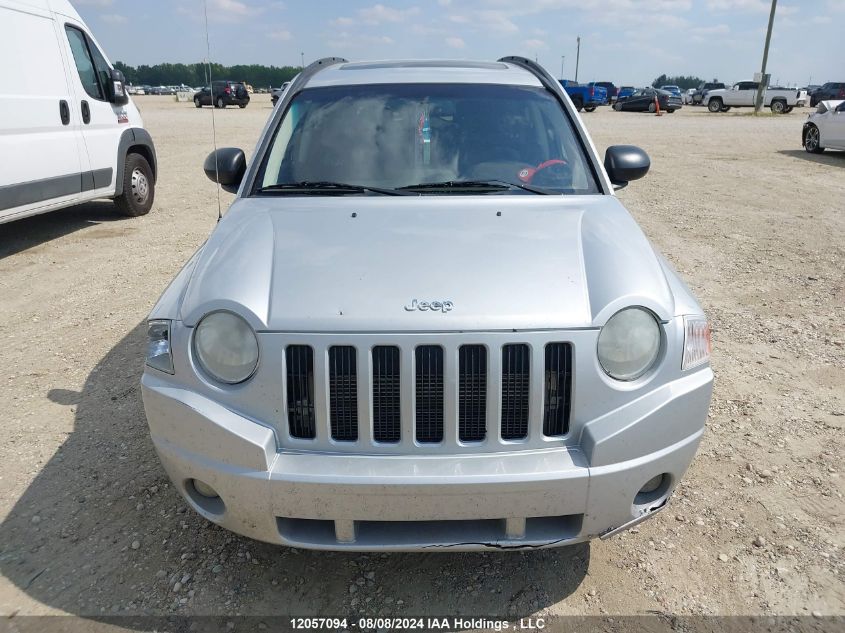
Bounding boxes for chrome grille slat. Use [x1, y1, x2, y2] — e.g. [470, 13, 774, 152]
[415, 345, 444, 443]
[372, 346, 401, 443]
[501, 344, 530, 440]
[458, 345, 487, 442]
[328, 346, 358, 441]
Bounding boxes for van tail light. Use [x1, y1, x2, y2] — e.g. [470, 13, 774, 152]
[682, 317, 711, 371]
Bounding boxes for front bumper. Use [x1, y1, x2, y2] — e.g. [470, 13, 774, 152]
[141, 368, 712, 551]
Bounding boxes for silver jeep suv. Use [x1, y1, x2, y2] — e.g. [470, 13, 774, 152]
[142, 57, 713, 551]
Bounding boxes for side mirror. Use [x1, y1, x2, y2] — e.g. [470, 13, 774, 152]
[204, 148, 246, 193]
[604, 145, 650, 189]
[108, 68, 129, 106]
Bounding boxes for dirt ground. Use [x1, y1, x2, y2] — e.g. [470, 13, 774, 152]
[1, 94, 843, 627]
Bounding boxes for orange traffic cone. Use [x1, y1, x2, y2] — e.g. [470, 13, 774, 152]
[654, 96, 662, 116]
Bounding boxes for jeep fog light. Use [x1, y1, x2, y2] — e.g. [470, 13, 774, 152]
[639, 474, 665, 494]
[191, 479, 219, 499]
[682, 316, 711, 370]
[146, 320, 174, 374]
[597, 307, 661, 381]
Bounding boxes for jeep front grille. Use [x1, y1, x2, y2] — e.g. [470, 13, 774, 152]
[543, 342, 572, 437]
[372, 345, 401, 443]
[282, 338, 573, 452]
[501, 343, 530, 440]
[458, 345, 487, 442]
[286, 344, 315, 439]
[415, 345, 444, 443]
[328, 346, 358, 441]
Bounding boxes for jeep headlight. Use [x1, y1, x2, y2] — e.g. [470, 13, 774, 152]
[193, 311, 259, 384]
[597, 307, 661, 381]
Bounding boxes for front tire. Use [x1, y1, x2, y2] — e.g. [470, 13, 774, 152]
[613, 102, 623, 111]
[238, 103, 247, 109]
[584, 106, 596, 112]
[114, 153, 154, 217]
[803, 125, 824, 154]
[707, 99, 723, 113]
[648, 102, 656, 113]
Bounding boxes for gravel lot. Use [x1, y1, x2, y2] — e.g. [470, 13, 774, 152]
[1, 95, 843, 626]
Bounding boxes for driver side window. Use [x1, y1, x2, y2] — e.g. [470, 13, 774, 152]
[65, 25, 110, 101]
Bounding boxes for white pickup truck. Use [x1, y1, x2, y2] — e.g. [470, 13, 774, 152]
[704, 81, 808, 114]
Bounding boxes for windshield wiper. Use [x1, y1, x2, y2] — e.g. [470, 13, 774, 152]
[257, 181, 410, 196]
[397, 180, 554, 194]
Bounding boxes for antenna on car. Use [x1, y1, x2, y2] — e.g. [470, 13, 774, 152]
[203, 0, 222, 222]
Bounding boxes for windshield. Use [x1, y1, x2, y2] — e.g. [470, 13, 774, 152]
[256, 83, 600, 195]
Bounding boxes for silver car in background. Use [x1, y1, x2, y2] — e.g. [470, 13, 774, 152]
[141, 57, 713, 551]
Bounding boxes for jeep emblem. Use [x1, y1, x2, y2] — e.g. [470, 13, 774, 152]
[405, 299, 454, 313]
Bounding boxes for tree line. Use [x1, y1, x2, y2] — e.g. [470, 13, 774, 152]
[651, 74, 715, 90]
[112, 61, 302, 88]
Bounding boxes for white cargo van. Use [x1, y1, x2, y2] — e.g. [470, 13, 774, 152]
[0, 0, 156, 225]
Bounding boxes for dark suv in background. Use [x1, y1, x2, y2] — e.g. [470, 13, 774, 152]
[194, 80, 250, 108]
[810, 82, 845, 107]
[692, 82, 725, 105]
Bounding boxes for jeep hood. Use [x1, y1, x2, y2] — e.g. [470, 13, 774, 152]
[179, 196, 675, 331]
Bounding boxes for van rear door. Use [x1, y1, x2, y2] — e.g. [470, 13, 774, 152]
[0, 1, 87, 223]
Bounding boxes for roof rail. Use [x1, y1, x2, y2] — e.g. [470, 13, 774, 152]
[284, 56, 348, 101]
[498, 56, 558, 92]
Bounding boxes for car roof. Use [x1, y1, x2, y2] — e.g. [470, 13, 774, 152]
[306, 60, 543, 88]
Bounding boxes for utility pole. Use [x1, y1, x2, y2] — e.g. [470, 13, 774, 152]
[560, 55, 565, 79]
[300, 52, 305, 69]
[754, 0, 777, 114]
[575, 37, 581, 82]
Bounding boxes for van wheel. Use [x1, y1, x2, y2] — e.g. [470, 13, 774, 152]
[194, 97, 202, 108]
[216, 97, 225, 108]
[114, 153, 154, 217]
[708, 99, 723, 112]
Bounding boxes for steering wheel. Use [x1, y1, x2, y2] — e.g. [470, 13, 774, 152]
[516, 159, 569, 186]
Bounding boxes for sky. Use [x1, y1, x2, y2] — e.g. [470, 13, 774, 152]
[75, 0, 842, 87]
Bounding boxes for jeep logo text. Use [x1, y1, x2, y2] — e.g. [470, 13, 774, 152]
[404, 299, 454, 313]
